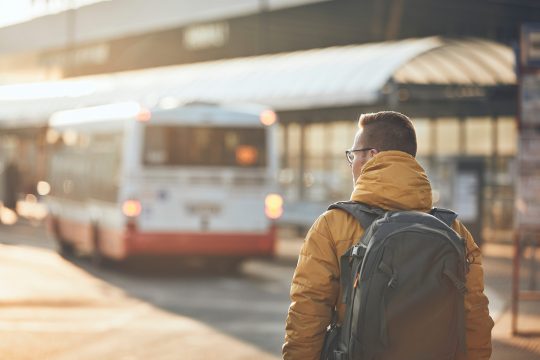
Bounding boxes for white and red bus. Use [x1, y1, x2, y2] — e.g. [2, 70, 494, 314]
[45, 101, 282, 265]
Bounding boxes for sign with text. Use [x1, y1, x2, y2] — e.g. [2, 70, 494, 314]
[521, 24, 540, 69]
[521, 73, 540, 127]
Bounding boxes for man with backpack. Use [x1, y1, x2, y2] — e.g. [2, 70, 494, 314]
[283, 111, 493, 360]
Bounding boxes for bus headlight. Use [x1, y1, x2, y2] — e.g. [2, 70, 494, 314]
[260, 110, 277, 126]
[37, 181, 51, 196]
[122, 200, 142, 218]
[265, 193, 283, 220]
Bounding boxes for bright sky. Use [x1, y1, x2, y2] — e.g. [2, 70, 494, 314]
[0, 0, 108, 28]
[0, 0, 32, 27]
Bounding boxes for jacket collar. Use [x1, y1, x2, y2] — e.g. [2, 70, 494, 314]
[350, 151, 432, 212]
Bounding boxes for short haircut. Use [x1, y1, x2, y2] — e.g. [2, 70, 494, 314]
[358, 111, 417, 157]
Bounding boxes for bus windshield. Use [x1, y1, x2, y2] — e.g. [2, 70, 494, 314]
[143, 125, 267, 168]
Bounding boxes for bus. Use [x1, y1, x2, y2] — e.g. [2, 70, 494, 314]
[45, 101, 282, 267]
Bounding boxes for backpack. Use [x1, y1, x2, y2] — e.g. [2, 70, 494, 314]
[321, 201, 468, 360]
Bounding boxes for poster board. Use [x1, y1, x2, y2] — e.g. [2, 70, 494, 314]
[521, 74, 540, 127]
[512, 24, 540, 336]
[516, 131, 540, 227]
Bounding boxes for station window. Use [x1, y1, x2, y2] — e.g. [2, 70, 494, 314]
[332, 121, 359, 199]
[497, 117, 517, 156]
[329, 121, 357, 156]
[305, 123, 327, 157]
[412, 118, 431, 157]
[435, 118, 460, 156]
[287, 123, 301, 167]
[304, 123, 328, 200]
[465, 117, 493, 156]
[277, 124, 285, 161]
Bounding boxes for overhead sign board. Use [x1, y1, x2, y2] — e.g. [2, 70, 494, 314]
[521, 23, 540, 68]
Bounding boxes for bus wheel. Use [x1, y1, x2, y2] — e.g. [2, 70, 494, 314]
[58, 239, 75, 258]
[215, 259, 243, 274]
[91, 223, 107, 267]
[51, 217, 74, 258]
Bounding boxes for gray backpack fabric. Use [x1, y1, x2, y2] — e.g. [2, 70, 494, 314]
[324, 201, 468, 360]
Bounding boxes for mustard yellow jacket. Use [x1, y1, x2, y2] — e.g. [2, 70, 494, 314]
[283, 151, 494, 360]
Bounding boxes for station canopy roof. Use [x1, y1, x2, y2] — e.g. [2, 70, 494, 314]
[0, 36, 515, 127]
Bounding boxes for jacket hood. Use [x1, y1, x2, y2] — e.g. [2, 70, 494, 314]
[350, 151, 432, 212]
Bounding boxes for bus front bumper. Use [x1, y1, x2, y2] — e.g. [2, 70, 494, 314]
[123, 226, 276, 258]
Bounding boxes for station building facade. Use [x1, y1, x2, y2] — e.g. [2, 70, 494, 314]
[1, 0, 538, 242]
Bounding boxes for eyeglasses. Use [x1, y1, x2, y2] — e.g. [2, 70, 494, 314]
[345, 148, 375, 165]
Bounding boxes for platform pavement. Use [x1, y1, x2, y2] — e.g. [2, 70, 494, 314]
[2, 219, 539, 359]
[0, 243, 279, 360]
[276, 234, 540, 359]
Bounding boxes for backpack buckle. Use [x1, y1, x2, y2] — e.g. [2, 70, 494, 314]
[352, 245, 366, 258]
[387, 276, 398, 289]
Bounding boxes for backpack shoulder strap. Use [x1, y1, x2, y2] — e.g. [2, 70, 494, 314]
[329, 201, 385, 307]
[328, 201, 386, 230]
[430, 207, 458, 227]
